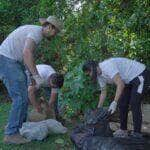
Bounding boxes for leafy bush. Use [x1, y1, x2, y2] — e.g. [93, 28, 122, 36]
[0, 0, 149, 118]
[58, 62, 110, 118]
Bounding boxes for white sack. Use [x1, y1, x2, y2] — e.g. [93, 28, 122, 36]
[20, 119, 67, 141]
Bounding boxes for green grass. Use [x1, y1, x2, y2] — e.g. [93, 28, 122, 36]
[0, 102, 75, 150]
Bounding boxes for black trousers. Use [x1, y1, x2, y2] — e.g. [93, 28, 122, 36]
[118, 69, 150, 133]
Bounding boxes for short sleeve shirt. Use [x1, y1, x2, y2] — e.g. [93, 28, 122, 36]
[0, 25, 43, 62]
[97, 58, 145, 90]
[36, 64, 59, 93]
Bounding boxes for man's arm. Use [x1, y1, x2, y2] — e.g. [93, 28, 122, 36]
[108, 73, 125, 114]
[28, 85, 42, 112]
[113, 73, 125, 102]
[48, 92, 58, 108]
[97, 89, 107, 108]
[23, 38, 44, 88]
[45, 91, 58, 117]
[23, 38, 38, 75]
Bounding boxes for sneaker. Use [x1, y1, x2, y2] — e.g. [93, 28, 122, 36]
[3, 133, 31, 144]
[113, 129, 128, 138]
[130, 131, 144, 139]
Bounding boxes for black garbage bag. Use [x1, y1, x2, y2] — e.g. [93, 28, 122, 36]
[70, 108, 150, 150]
[70, 123, 113, 149]
[84, 108, 110, 125]
[70, 108, 113, 149]
[70, 124, 94, 149]
[84, 108, 112, 136]
[82, 136, 150, 150]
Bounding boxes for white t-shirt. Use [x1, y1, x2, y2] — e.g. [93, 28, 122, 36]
[97, 57, 146, 90]
[36, 64, 58, 93]
[0, 25, 43, 62]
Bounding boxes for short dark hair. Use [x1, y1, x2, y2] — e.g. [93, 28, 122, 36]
[42, 22, 51, 27]
[49, 73, 64, 88]
[82, 60, 98, 83]
[42, 22, 56, 30]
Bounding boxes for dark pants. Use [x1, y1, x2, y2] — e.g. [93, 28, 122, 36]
[119, 69, 150, 133]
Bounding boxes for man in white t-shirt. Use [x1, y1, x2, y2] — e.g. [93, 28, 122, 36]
[82, 57, 150, 139]
[27, 64, 64, 119]
[0, 16, 63, 144]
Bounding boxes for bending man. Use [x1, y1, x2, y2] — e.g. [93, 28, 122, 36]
[28, 64, 64, 119]
[0, 16, 63, 144]
[82, 57, 150, 139]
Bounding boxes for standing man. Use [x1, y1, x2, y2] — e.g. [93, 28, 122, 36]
[82, 57, 150, 139]
[28, 64, 64, 119]
[0, 16, 63, 144]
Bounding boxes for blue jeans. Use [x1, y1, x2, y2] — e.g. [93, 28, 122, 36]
[0, 55, 28, 135]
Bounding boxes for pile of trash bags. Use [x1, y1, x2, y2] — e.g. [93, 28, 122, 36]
[70, 108, 150, 150]
[20, 119, 67, 141]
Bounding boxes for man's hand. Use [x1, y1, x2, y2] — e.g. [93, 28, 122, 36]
[45, 105, 55, 118]
[45, 106, 51, 115]
[108, 101, 117, 114]
[32, 74, 45, 88]
[35, 104, 42, 113]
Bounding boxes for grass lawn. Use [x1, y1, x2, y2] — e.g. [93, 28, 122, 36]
[0, 102, 75, 150]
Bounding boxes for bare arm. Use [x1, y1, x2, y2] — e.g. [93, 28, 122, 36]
[45, 91, 58, 117]
[28, 85, 42, 112]
[48, 92, 58, 108]
[113, 73, 125, 102]
[23, 38, 38, 75]
[97, 89, 107, 108]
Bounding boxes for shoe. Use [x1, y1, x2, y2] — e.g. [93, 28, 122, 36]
[126, 131, 145, 144]
[130, 131, 144, 140]
[3, 133, 31, 144]
[113, 129, 128, 138]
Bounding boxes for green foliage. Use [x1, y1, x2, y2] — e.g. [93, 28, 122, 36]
[0, 0, 149, 118]
[58, 62, 109, 118]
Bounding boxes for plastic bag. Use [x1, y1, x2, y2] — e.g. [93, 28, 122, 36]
[44, 119, 67, 134]
[19, 122, 48, 140]
[70, 108, 113, 149]
[20, 119, 67, 141]
[82, 136, 149, 150]
[71, 108, 149, 150]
